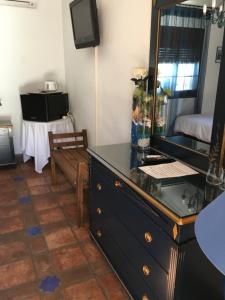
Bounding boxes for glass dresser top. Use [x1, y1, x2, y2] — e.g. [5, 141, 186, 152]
[163, 136, 210, 156]
[88, 143, 218, 220]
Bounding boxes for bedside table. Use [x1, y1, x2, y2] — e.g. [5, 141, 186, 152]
[0, 120, 16, 167]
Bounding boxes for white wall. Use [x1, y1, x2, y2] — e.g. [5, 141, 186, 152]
[62, 0, 96, 146]
[0, 0, 65, 154]
[201, 25, 224, 115]
[62, 0, 151, 146]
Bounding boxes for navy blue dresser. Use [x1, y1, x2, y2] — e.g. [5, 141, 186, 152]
[88, 144, 224, 300]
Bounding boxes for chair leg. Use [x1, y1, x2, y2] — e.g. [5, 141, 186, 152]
[79, 194, 84, 227]
[76, 182, 84, 227]
[51, 157, 57, 184]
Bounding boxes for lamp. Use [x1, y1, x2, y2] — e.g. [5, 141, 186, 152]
[203, 0, 225, 27]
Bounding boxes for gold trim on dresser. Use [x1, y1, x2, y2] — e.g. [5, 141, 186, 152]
[172, 224, 178, 240]
[121, 178, 197, 225]
[89, 152, 197, 226]
[167, 247, 178, 300]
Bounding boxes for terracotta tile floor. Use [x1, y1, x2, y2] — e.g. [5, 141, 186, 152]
[0, 161, 130, 300]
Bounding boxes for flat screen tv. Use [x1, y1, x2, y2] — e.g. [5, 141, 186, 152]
[70, 0, 100, 49]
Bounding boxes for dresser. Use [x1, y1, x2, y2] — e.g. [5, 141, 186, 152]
[0, 120, 16, 167]
[88, 143, 224, 300]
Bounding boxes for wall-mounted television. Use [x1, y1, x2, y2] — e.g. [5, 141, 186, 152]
[70, 0, 100, 49]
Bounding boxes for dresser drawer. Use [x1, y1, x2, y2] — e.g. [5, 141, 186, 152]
[90, 164, 176, 272]
[116, 187, 176, 272]
[104, 216, 171, 300]
[90, 225, 159, 300]
[91, 166, 163, 224]
[90, 172, 115, 213]
[91, 159, 118, 187]
[91, 158, 174, 234]
[89, 193, 111, 230]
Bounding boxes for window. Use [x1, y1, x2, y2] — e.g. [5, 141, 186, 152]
[158, 5, 206, 98]
[158, 62, 200, 97]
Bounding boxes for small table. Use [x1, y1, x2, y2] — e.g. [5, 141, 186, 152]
[22, 117, 74, 173]
[0, 120, 16, 167]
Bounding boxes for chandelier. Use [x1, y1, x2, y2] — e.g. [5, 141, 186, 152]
[203, 0, 225, 27]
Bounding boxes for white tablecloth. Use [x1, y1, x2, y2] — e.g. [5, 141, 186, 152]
[22, 117, 74, 173]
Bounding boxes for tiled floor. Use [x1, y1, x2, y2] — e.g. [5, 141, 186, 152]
[0, 160, 129, 300]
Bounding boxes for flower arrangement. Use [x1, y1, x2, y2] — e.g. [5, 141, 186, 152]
[131, 68, 153, 149]
[155, 80, 173, 136]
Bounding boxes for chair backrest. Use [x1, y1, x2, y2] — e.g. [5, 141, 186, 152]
[48, 129, 88, 151]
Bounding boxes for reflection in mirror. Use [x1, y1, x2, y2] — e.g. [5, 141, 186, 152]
[154, 0, 224, 156]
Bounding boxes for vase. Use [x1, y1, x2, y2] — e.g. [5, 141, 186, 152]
[154, 95, 168, 136]
[131, 81, 152, 150]
[206, 162, 223, 186]
[205, 183, 220, 203]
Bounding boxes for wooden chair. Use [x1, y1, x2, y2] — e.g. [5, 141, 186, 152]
[48, 129, 89, 226]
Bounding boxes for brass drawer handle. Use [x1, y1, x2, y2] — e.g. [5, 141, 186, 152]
[144, 232, 153, 243]
[114, 180, 122, 188]
[142, 265, 151, 276]
[96, 230, 102, 238]
[96, 208, 102, 215]
[142, 295, 150, 300]
[96, 183, 102, 191]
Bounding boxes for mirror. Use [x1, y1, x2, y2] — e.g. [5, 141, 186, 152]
[152, 0, 224, 159]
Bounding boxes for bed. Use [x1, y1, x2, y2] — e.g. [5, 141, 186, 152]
[174, 114, 213, 143]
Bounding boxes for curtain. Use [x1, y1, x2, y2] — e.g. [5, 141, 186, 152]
[196, 22, 211, 113]
[159, 27, 205, 63]
[160, 5, 207, 29]
[158, 5, 210, 136]
[158, 5, 207, 98]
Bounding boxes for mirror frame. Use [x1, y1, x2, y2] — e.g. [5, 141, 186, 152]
[150, 0, 225, 172]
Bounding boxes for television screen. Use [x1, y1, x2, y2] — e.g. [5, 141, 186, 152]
[70, 0, 100, 49]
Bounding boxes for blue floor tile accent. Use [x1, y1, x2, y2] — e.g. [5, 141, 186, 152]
[13, 176, 25, 182]
[39, 276, 60, 293]
[19, 196, 32, 204]
[27, 226, 42, 236]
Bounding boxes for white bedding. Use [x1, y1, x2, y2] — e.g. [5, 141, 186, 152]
[174, 114, 213, 143]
